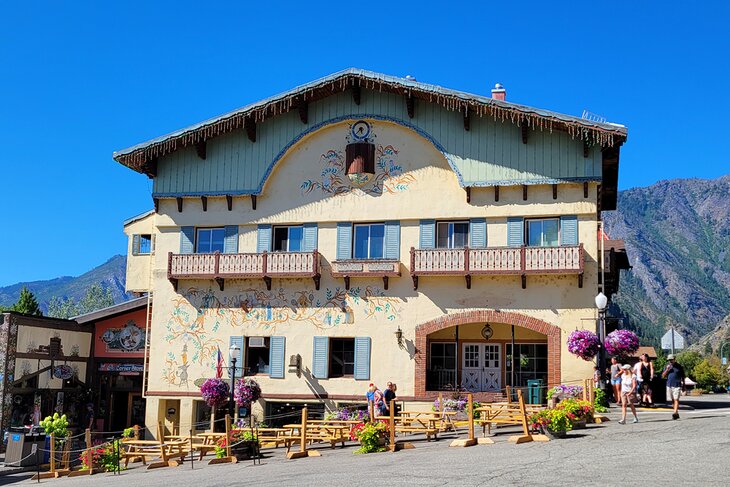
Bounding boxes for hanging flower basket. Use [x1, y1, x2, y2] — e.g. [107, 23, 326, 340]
[604, 329, 640, 358]
[566, 330, 601, 361]
[234, 378, 262, 406]
[200, 378, 230, 408]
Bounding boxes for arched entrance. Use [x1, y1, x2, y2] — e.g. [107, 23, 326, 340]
[414, 310, 561, 398]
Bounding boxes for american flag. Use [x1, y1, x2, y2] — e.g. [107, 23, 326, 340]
[216, 346, 224, 378]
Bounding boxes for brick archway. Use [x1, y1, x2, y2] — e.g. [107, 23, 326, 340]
[414, 310, 561, 398]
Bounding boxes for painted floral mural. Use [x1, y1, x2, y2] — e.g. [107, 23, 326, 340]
[300, 121, 415, 196]
[161, 286, 402, 387]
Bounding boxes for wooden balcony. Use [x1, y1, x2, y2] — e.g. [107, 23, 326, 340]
[168, 251, 320, 291]
[331, 260, 400, 290]
[409, 244, 584, 290]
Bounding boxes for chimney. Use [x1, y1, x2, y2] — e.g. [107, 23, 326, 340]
[491, 83, 506, 101]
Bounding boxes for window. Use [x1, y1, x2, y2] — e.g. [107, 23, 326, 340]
[429, 342, 456, 371]
[526, 219, 559, 247]
[273, 226, 303, 252]
[138, 235, 152, 254]
[353, 223, 384, 259]
[329, 338, 355, 377]
[245, 337, 270, 375]
[505, 343, 548, 387]
[194, 401, 212, 430]
[196, 228, 225, 253]
[436, 221, 469, 249]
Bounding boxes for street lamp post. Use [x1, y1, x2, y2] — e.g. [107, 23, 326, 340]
[595, 292, 609, 390]
[721, 341, 730, 366]
[229, 344, 240, 418]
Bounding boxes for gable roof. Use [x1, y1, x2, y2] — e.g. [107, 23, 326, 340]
[113, 68, 627, 174]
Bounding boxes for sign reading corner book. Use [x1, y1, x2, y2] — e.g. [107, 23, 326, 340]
[661, 329, 685, 351]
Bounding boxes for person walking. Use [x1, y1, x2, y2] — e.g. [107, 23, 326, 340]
[639, 354, 655, 407]
[633, 360, 643, 401]
[662, 354, 685, 420]
[610, 357, 622, 404]
[618, 364, 639, 424]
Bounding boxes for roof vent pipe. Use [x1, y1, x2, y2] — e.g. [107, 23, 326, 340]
[491, 83, 506, 101]
[405, 75, 417, 82]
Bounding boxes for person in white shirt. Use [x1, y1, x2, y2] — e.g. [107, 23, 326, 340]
[618, 364, 639, 424]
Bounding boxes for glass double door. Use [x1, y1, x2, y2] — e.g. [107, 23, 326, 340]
[461, 343, 502, 392]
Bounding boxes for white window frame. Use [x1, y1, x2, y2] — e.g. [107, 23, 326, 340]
[196, 227, 225, 253]
[436, 221, 469, 249]
[352, 223, 385, 260]
[525, 218, 560, 247]
[272, 225, 304, 252]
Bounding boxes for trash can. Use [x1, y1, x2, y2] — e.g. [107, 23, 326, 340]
[527, 379, 544, 405]
[4, 428, 45, 467]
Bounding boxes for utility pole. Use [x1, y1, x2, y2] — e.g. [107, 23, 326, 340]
[671, 324, 676, 356]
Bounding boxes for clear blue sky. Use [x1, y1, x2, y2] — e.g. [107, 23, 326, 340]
[1, 1, 728, 287]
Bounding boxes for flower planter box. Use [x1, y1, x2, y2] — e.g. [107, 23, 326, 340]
[230, 440, 259, 460]
[572, 419, 587, 430]
[544, 428, 568, 439]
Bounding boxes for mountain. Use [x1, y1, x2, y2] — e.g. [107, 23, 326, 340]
[0, 255, 131, 313]
[604, 175, 730, 345]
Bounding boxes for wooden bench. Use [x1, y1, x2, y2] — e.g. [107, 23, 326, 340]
[394, 415, 439, 441]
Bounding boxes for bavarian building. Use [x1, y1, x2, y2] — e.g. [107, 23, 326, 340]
[114, 69, 629, 431]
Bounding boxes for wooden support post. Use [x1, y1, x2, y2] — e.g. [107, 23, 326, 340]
[438, 392, 443, 415]
[368, 400, 374, 423]
[583, 379, 589, 401]
[509, 390, 540, 444]
[33, 432, 60, 479]
[287, 407, 321, 459]
[389, 400, 414, 451]
[505, 385, 512, 404]
[208, 414, 238, 465]
[450, 393, 480, 447]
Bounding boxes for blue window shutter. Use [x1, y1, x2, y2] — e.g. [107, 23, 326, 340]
[257, 225, 272, 253]
[224, 225, 239, 254]
[180, 227, 195, 254]
[507, 218, 524, 247]
[132, 235, 140, 256]
[384, 221, 400, 260]
[302, 223, 318, 252]
[419, 220, 436, 249]
[269, 336, 286, 379]
[353, 337, 371, 381]
[560, 215, 579, 245]
[312, 336, 329, 379]
[469, 218, 487, 248]
[229, 336, 244, 378]
[336, 222, 352, 260]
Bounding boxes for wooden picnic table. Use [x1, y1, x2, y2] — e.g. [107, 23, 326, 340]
[121, 438, 189, 469]
[283, 423, 349, 450]
[399, 410, 457, 432]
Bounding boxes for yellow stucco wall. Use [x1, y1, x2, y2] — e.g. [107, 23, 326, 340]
[129, 120, 601, 426]
[124, 213, 155, 293]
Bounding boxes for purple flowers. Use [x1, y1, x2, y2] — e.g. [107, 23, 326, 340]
[433, 397, 468, 412]
[546, 385, 583, 400]
[567, 330, 601, 361]
[234, 378, 262, 406]
[200, 378, 230, 407]
[325, 407, 370, 422]
[604, 329, 639, 357]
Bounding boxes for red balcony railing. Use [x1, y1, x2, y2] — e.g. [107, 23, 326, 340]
[168, 251, 320, 291]
[410, 244, 584, 289]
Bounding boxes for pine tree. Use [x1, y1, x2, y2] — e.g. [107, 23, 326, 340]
[78, 283, 115, 314]
[47, 296, 80, 319]
[12, 287, 43, 316]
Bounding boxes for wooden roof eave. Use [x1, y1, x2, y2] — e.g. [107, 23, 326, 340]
[112, 70, 628, 173]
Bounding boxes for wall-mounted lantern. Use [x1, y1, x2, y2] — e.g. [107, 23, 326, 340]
[288, 354, 302, 377]
[395, 326, 404, 348]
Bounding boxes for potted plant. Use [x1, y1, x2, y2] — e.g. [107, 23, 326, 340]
[215, 429, 259, 460]
[528, 409, 574, 439]
[349, 421, 389, 454]
[566, 330, 601, 361]
[200, 378, 230, 408]
[555, 398, 594, 428]
[604, 329, 640, 358]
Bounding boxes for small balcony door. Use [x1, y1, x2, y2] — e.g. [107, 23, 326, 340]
[461, 343, 501, 392]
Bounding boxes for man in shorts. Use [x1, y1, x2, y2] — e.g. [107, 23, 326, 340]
[662, 354, 685, 420]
